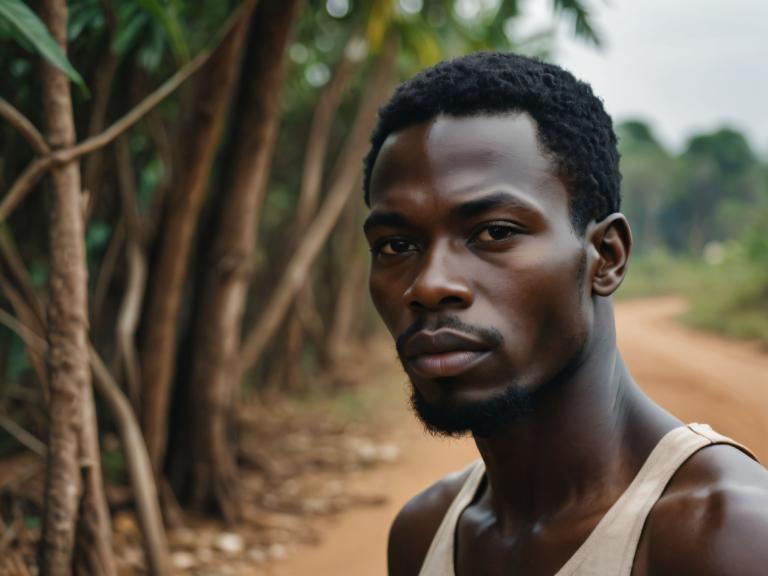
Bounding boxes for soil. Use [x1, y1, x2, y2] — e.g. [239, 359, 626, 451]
[263, 296, 768, 576]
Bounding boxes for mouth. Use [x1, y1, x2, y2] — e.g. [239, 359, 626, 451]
[408, 350, 491, 378]
[401, 329, 492, 378]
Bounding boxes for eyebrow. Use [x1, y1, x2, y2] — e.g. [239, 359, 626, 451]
[363, 191, 543, 233]
[363, 211, 413, 233]
[451, 191, 542, 220]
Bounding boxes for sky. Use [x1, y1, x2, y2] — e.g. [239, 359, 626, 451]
[518, 0, 768, 155]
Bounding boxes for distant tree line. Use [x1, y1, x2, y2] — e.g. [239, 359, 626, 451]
[617, 119, 768, 261]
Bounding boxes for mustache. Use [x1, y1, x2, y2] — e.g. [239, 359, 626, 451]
[395, 315, 505, 356]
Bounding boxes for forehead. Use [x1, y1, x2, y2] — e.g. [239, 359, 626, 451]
[368, 113, 568, 218]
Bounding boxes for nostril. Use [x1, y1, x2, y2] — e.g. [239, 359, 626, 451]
[439, 295, 464, 306]
[408, 293, 470, 311]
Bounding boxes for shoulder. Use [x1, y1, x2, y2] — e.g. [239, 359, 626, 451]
[641, 443, 768, 576]
[387, 461, 478, 576]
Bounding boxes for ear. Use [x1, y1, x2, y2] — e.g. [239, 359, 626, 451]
[586, 213, 632, 297]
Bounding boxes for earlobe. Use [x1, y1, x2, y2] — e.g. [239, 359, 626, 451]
[587, 213, 632, 297]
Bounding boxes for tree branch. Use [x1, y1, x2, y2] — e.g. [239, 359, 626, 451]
[88, 346, 170, 575]
[0, 225, 169, 574]
[0, 98, 50, 156]
[0, 157, 53, 221]
[237, 37, 398, 375]
[0, 307, 47, 352]
[0, 304, 170, 574]
[0, 416, 47, 457]
[0, 2, 252, 223]
[53, 5, 249, 166]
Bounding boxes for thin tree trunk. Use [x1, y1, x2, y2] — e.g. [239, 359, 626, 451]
[0, 233, 48, 402]
[0, 240, 170, 574]
[282, 31, 363, 393]
[81, 0, 118, 221]
[114, 136, 147, 414]
[73, 380, 115, 576]
[139, 4, 255, 475]
[326, 193, 368, 365]
[89, 348, 171, 575]
[237, 37, 397, 376]
[38, 0, 115, 574]
[182, 0, 302, 520]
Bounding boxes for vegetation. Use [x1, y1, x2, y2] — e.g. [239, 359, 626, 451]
[0, 0, 601, 572]
[617, 120, 768, 345]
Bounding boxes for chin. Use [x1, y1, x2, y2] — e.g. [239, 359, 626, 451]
[409, 381, 535, 439]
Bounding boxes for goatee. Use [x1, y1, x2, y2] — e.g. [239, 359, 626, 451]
[409, 382, 534, 438]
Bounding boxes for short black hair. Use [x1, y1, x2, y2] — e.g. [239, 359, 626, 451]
[362, 51, 621, 232]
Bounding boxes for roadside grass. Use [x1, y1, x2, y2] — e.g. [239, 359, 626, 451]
[618, 252, 768, 346]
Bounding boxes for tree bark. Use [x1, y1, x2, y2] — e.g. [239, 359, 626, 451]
[180, 0, 303, 520]
[326, 193, 369, 366]
[89, 347, 171, 575]
[282, 31, 363, 394]
[237, 37, 398, 377]
[38, 0, 115, 574]
[139, 3, 255, 475]
[81, 0, 118, 221]
[114, 136, 147, 415]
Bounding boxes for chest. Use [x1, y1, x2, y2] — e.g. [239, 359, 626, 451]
[453, 500, 653, 576]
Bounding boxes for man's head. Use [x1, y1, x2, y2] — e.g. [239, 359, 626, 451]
[363, 51, 621, 233]
[363, 52, 631, 437]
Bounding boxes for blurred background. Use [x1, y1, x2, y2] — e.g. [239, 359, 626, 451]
[0, 0, 766, 574]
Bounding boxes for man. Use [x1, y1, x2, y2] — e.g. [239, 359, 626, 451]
[362, 52, 768, 575]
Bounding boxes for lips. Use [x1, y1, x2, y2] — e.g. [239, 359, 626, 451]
[401, 329, 492, 378]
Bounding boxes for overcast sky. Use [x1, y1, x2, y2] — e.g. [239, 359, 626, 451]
[519, 0, 768, 155]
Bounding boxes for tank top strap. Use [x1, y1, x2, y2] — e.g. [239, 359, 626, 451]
[418, 459, 486, 576]
[556, 423, 754, 576]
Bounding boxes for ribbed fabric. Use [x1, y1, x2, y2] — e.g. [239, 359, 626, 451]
[418, 424, 754, 576]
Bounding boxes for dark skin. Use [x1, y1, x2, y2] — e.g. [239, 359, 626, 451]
[364, 114, 768, 576]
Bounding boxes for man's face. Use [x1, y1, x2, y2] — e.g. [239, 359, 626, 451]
[365, 113, 594, 436]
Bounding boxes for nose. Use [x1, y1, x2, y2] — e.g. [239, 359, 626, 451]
[403, 241, 473, 311]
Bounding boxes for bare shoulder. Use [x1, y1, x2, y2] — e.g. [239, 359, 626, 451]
[641, 444, 768, 576]
[387, 461, 477, 576]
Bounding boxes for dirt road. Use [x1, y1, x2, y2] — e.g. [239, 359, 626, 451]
[266, 297, 768, 576]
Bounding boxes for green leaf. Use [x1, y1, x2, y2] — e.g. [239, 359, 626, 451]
[0, 0, 88, 92]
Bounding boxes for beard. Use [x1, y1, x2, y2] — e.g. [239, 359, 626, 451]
[409, 380, 535, 438]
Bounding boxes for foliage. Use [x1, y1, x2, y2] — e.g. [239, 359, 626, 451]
[0, 0, 87, 90]
[619, 249, 768, 346]
[618, 119, 767, 257]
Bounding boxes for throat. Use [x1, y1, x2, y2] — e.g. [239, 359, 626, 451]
[471, 356, 644, 528]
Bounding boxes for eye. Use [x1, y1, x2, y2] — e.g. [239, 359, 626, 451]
[376, 238, 418, 256]
[471, 223, 522, 243]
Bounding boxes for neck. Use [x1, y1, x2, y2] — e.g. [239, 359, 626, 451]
[473, 300, 678, 533]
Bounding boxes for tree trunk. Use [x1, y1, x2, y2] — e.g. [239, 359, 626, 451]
[326, 193, 369, 366]
[90, 347, 171, 576]
[38, 1, 115, 574]
[81, 36, 118, 221]
[181, 0, 303, 520]
[114, 136, 147, 415]
[237, 37, 398, 377]
[139, 4, 254, 475]
[281, 31, 363, 394]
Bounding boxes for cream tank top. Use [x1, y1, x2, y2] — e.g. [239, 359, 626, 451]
[418, 423, 754, 576]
